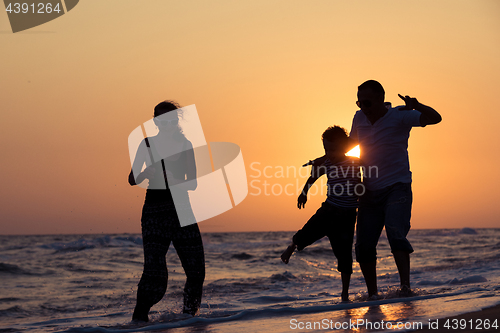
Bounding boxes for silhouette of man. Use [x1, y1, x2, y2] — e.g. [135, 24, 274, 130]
[350, 80, 441, 297]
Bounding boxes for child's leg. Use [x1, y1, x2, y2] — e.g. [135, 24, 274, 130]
[326, 207, 357, 301]
[281, 241, 296, 264]
[281, 203, 330, 264]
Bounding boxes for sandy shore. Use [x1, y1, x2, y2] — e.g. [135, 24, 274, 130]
[415, 304, 499, 332]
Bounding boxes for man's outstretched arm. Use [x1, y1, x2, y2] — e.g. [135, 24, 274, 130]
[398, 94, 442, 126]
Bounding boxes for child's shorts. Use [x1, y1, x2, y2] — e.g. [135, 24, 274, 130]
[293, 202, 357, 274]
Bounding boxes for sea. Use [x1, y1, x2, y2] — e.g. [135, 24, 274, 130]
[1, 228, 499, 333]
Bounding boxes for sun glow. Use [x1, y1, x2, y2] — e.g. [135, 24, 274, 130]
[346, 145, 360, 158]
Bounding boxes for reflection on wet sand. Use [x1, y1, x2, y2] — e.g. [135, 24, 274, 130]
[342, 302, 420, 332]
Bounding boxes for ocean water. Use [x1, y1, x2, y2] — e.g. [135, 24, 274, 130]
[1, 228, 499, 332]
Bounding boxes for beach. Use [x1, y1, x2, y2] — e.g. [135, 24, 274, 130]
[1, 229, 499, 332]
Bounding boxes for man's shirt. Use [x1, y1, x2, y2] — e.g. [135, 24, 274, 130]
[350, 106, 423, 191]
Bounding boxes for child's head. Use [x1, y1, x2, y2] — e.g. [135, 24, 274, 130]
[322, 126, 350, 160]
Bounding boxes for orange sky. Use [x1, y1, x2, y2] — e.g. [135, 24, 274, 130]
[1, 1, 499, 234]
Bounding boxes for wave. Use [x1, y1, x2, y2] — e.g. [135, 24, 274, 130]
[0, 263, 33, 275]
[416, 275, 487, 286]
[242, 295, 299, 304]
[230, 252, 253, 260]
[269, 271, 297, 282]
[414, 228, 479, 237]
[449, 275, 488, 284]
[458, 227, 478, 234]
[0, 298, 20, 303]
[39, 236, 143, 253]
[205, 271, 301, 296]
[0, 305, 30, 318]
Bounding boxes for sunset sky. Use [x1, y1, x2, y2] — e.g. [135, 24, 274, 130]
[1, 1, 499, 235]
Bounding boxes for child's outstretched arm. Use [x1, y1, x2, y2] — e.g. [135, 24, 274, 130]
[298, 165, 325, 209]
[298, 176, 316, 209]
[303, 155, 327, 167]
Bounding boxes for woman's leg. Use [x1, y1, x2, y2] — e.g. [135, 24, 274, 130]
[133, 242, 170, 321]
[173, 223, 205, 316]
[133, 204, 172, 322]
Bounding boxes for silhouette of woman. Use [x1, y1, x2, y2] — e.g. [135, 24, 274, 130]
[128, 101, 205, 321]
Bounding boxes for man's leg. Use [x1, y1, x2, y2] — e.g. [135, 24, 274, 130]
[359, 261, 377, 297]
[384, 183, 413, 292]
[393, 250, 410, 287]
[341, 272, 351, 302]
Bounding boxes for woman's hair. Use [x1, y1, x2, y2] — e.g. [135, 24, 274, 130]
[153, 100, 186, 141]
[154, 100, 182, 117]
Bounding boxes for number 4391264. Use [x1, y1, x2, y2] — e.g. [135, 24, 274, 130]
[5, 3, 61, 14]
[444, 319, 498, 330]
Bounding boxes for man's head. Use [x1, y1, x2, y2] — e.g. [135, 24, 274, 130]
[322, 126, 350, 161]
[357, 80, 387, 118]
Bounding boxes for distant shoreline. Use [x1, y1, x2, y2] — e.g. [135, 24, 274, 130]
[1, 227, 500, 237]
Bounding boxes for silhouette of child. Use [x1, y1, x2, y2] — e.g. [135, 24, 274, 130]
[281, 126, 361, 302]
